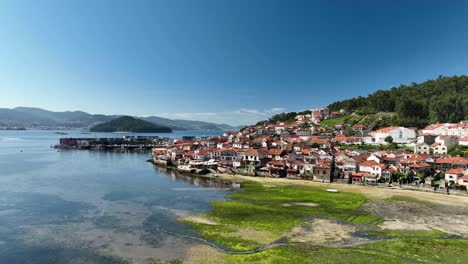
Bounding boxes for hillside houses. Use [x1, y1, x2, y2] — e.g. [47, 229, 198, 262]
[421, 123, 468, 137]
[370, 126, 417, 144]
[151, 110, 468, 190]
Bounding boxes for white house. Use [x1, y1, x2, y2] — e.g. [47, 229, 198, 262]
[422, 123, 468, 137]
[414, 142, 430, 154]
[359, 160, 385, 177]
[445, 168, 464, 183]
[457, 174, 468, 188]
[431, 143, 448, 156]
[459, 136, 468, 146]
[274, 124, 288, 134]
[371, 126, 416, 144]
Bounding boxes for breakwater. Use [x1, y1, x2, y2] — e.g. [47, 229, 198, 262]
[53, 136, 172, 151]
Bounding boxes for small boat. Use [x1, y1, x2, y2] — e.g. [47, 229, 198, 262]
[326, 189, 338, 193]
[177, 165, 195, 173]
[55, 132, 68, 135]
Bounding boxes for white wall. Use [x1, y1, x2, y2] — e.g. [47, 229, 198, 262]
[373, 127, 416, 144]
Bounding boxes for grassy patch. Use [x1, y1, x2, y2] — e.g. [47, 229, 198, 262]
[182, 182, 468, 263]
[320, 116, 350, 126]
[223, 238, 468, 263]
[186, 222, 261, 251]
[356, 238, 468, 263]
[185, 182, 376, 251]
[224, 245, 404, 264]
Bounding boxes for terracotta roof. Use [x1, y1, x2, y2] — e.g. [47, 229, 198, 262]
[288, 160, 305, 165]
[446, 169, 464, 175]
[245, 149, 268, 156]
[314, 163, 331, 169]
[267, 148, 284, 155]
[360, 160, 379, 167]
[352, 172, 370, 177]
[435, 157, 468, 165]
[302, 149, 311, 155]
[423, 123, 445, 130]
[376, 164, 386, 169]
[375, 126, 398, 133]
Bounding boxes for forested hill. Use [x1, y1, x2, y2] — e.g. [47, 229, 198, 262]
[327, 75, 468, 127]
[90, 116, 172, 133]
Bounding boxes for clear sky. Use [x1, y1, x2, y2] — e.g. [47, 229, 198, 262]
[1, 0, 468, 126]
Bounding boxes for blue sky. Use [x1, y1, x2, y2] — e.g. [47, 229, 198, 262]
[1, 0, 468, 125]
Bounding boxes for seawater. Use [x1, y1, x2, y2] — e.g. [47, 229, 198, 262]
[0, 130, 228, 264]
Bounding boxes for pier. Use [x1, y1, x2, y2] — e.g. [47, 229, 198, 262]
[53, 136, 172, 151]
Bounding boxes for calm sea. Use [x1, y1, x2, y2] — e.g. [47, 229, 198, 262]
[0, 130, 228, 264]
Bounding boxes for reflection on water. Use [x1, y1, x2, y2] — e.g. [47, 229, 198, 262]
[0, 130, 227, 264]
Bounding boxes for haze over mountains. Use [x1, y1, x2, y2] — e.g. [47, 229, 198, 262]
[0, 107, 241, 131]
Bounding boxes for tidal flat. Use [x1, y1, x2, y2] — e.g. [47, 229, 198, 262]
[181, 180, 468, 264]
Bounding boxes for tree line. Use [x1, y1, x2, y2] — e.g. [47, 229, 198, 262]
[327, 75, 468, 127]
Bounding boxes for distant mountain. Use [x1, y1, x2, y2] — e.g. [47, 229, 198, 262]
[0, 108, 60, 127]
[90, 116, 172, 133]
[0, 107, 241, 131]
[143, 116, 240, 131]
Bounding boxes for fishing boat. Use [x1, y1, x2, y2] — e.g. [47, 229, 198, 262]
[177, 165, 195, 173]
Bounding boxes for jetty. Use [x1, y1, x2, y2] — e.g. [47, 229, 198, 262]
[53, 136, 172, 152]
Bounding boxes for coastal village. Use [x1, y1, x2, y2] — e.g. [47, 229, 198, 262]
[151, 108, 468, 193]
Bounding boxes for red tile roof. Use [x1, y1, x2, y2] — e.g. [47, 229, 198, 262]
[446, 169, 464, 175]
[360, 160, 379, 167]
[375, 126, 398, 133]
[314, 163, 331, 169]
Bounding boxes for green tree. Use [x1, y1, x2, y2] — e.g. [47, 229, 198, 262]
[327, 75, 468, 128]
[384, 136, 393, 144]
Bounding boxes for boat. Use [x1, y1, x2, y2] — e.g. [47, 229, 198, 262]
[55, 132, 68, 135]
[326, 189, 339, 193]
[177, 165, 195, 173]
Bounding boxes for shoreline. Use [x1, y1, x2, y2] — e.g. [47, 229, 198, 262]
[149, 161, 468, 206]
[214, 173, 468, 206]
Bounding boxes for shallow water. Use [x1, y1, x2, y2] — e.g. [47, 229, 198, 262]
[0, 130, 228, 264]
